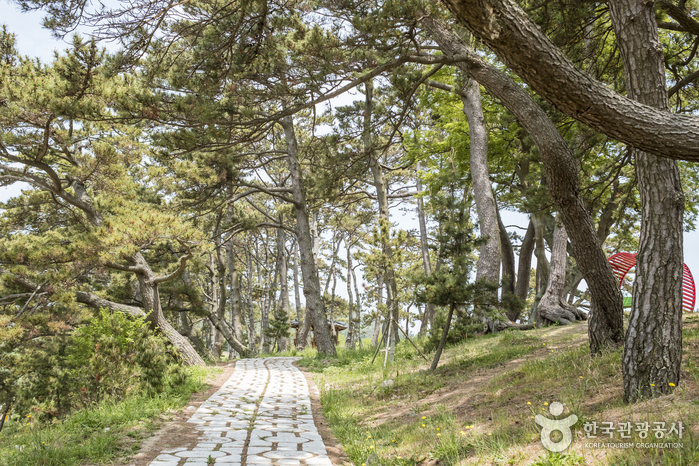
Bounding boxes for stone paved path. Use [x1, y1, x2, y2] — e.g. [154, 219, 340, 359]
[150, 358, 332, 466]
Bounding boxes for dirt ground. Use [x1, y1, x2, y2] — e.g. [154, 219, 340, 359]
[126, 362, 237, 466]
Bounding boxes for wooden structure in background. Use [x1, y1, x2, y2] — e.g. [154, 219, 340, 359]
[290, 319, 348, 347]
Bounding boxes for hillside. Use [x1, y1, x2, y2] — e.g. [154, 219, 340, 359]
[300, 319, 699, 466]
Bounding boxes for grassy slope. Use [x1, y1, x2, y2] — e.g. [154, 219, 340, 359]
[0, 366, 218, 466]
[300, 317, 699, 466]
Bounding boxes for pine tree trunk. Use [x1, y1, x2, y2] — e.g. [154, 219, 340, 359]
[608, 0, 684, 402]
[351, 260, 363, 349]
[421, 11, 625, 353]
[498, 210, 518, 320]
[515, 219, 535, 304]
[538, 219, 587, 325]
[416, 161, 435, 335]
[245, 247, 258, 354]
[430, 303, 455, 371]
[279, 116, 336, 356]
[371, 275, 384, 347]
[210, 232, 228, 360]
[259, 239, 270, 353]
[346, 238, 355, 350]
[226, 241, 245, 344]
[277, 218, 291, 352]
[330, 263, 337, 342]
[293, 241, 302, 322]
[203, 306, 251, 358]
[135, 256, 205, 366]
[364, 80, 400, 347]
[179, 310, 215, 360]
[532, 213, 550, 293]
[263, 242, 279, 354]
[461, 79, 500, 287]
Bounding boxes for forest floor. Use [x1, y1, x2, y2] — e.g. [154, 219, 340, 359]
[298, 316, 699, 466]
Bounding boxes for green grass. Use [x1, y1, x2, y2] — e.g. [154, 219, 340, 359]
[0, 365, 214, 466]
[300, 328, 553, 465]
[304, 322, 699, 465]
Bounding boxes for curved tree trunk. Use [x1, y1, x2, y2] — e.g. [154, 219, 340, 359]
[608, 0, 684, 402]
[430, 303, 455, 371]
[135, 256, 205, 366]
[421, 14, 624, 353]
[438, 0, 699, 161]
[538, 219, 587, 325]
[179, 310, 215, 361]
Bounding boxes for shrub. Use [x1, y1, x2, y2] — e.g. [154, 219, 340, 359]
[0, 309, 186, 420]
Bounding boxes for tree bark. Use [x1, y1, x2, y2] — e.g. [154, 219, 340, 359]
[329, 255, 338, 342]
[75, 291, 145, 318]
[437, 0, 699, 162]
[608, 0, 684, 402]
[416, 161, 435, 335]
[258, 237, 271, 353]
[226, 240, 245, 344]
[351, 263, 363, 349]
[515, 219, 535, 305]
[364, 79, 400, 347]
[461, 79, 500, 287]
[498, 209, 518, 321]
[179, 310, 215, 361]
[245, 247, 258, 354]
[538, 219, 587, 325]
[430, 303, 455, 371]
[279, 115, 336, 356]
[133, 253, 205, 366]
[346, 237, 355, 350]
[532, 213, 550, 292]
[371, 275, 384, 347]
[293, 241, 302, 322]
[202, 306, 251, 358]
[277, 217, 291, 352]
[211, 235, 228, 359]
[421, 14, 624, 353]
[498, 211, 515, 296]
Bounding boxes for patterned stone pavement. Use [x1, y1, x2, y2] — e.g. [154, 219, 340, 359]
[150, 358, 333, 466]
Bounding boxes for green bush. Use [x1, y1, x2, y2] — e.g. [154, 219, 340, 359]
[1, 309, 186, 420]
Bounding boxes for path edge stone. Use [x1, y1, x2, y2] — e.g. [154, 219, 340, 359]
[126, 361, 238, 466]
[295, 361, 351, 466]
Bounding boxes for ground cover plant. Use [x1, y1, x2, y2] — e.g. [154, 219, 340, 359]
[302, 319, 699, 465]
[0, 307, 217, 466]
[0, 364, 212, 466]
